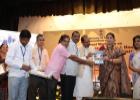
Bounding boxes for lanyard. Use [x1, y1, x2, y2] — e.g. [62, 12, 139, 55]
[38, 48, 42, 65]
[84, 48, 88, 56]
[75, 44, 78, 56]
[20, 46, 26, 62]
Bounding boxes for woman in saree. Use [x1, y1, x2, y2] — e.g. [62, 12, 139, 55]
[129, 35, 140, 99]
[99, 32, 132, 97]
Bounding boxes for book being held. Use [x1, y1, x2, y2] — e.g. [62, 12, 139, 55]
[93, 51, 104, 64]
[29, 70, 54, 79]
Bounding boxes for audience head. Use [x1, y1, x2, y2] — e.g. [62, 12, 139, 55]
[0, 43, 8, 54]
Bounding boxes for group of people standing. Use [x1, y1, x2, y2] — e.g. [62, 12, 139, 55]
[0, 29, 140, 100]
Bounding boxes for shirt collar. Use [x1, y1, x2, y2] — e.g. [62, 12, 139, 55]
[70, 39, 77, 46]
[18, 41, 29, 48]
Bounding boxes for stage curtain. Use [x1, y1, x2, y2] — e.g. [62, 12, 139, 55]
[13, 0, 140, 16]
[0, 0, 140, 30]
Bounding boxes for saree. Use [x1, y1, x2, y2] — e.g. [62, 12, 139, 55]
[131, 51, 140, 99]
[99, 47, 132, 97]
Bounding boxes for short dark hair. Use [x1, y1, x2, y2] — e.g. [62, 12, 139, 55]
[19, 29, 31, 39]
[81, 35, 88, 43]
[72, 31, 80, 37]
[0, 43, 8, 49]
[59, 34, 70, 43]
[106, 32, 115, 39]
[133, 35, 140, 50]
[36, 34, 44, 41]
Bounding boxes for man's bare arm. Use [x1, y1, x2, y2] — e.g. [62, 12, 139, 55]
[68, 55, 94, 67]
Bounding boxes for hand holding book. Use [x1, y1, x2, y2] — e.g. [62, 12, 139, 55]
[93, 51, 104, 64]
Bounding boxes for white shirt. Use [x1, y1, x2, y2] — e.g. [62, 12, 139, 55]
[32, 45, 49, 71]
[61, 40, 79, 76]
[78, 46, 95, 58]
[5, 41, 34, 77]
[77, 46, 95, 77]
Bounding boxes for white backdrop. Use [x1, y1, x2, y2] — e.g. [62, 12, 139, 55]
[0, 30, 37, 47]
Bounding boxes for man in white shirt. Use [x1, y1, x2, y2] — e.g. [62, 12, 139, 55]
[27, 34, 49, 100]
[45, 34, 94, 100]
[73, 35, 95, 100]
[61, 31, 80, 100]
[5, 29, 33, 100]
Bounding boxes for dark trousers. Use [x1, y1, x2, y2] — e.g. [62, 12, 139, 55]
[27, 74, 48, 100]
[60, 74, 76, 100]
[0, 72, 8, 100]
[46, 77, 57, 100]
